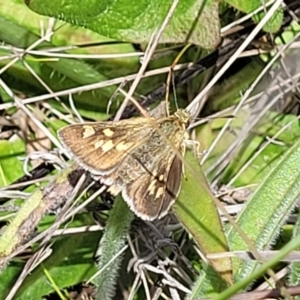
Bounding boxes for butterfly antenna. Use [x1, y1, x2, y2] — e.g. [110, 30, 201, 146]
[69, 94, 83, 123]
[166, 44, 192, 115]
[107, 81, 128, 116]
[172, 71, 179, 111]
[118, 88, 150, 118]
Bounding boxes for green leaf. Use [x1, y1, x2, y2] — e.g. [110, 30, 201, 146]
[95, 195, 134, 300]
[0, 263, 23, 299]
[0, 140, 25, 187]
[26, 0, 221, 49]
[206, 59, 264, 112]
[174, 150, 232, 290]
[0, 16, 116, 110]
[288, 210, 300, 294]
[190, 265, 228, 299]
[15, 229, 98, 299]
[215, 233, 300, 300]
[227, 139, 300, 281]
[0, 207, 97, 299]
[201, 112, 300, 187]
[225, 0, 283, 33]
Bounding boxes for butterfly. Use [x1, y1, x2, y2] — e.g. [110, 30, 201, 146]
[58, 109, 190, 220]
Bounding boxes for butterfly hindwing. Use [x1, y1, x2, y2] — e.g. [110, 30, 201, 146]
[122, 150, 183, 220]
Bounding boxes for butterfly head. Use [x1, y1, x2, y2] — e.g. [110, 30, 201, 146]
[174, 109, 190, 126]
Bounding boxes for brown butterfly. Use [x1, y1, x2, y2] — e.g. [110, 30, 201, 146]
[58, 109, 190, 220]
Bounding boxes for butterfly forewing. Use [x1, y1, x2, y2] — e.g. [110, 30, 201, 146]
[58, 118, 155, 175]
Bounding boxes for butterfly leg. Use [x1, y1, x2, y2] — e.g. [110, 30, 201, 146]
[181, 142, 187, 180]
[184, 139, 201, 158]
